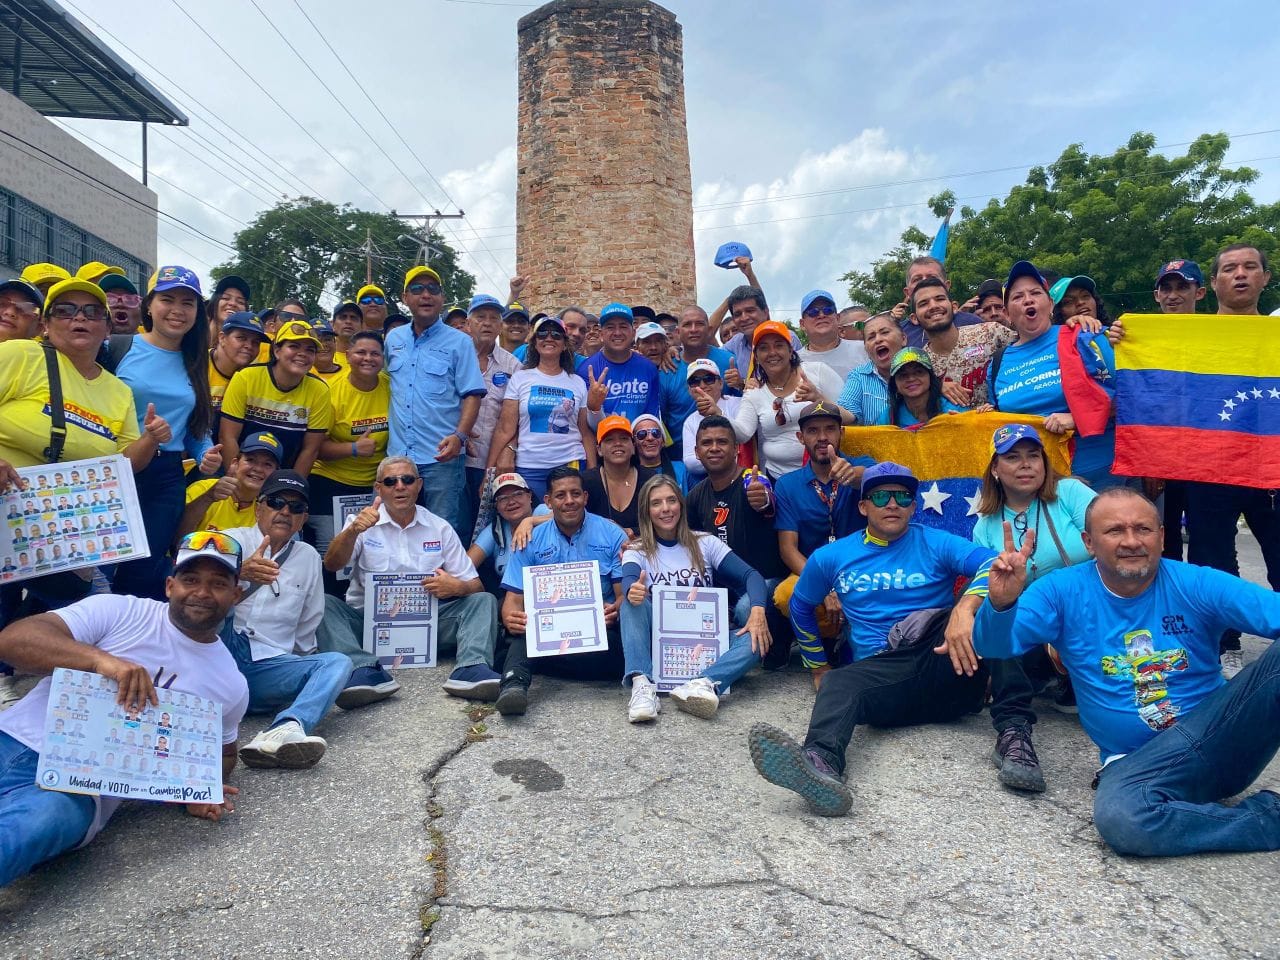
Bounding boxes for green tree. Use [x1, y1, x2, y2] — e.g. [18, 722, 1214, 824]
[843, 133, 1280, 315]
[212, 198, 475, 316]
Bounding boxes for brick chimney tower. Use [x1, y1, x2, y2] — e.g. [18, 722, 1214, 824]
[516, 0, 696, 313]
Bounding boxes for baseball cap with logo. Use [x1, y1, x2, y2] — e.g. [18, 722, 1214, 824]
[796, 400, 843, 428]
[685, 358, 721, 382]
[714, 241, 752, 268]
[1003, 261, 1049, 302]
[990, 423, 1044, 457]
[596, 414, 632, 444]
[20, 263, 71, 289]
[173, 530, 243, 576]
[148, 265, 203, 298]
[221, 311, 267, 339]
[599, 302, 635, 325]
[635, 321, 666, 341]
[273, 319, 321, 349]
[503, 302, 531, 323]
[860, 461, 919, 499]
[1155, 259, 1204, 287]
[751, 319, 794, 348]
[258, 469, 310, 505]
[239, 430, 283, 462]
[889, 347, 933, 376]
[468, 294, 504, 315]
[404, 265, 442, 290]
[493, 473, 531, 495]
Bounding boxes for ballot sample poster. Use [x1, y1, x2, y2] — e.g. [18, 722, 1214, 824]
[652, 586, 730, 692]
[362, 572, 438, 667]
[0, 454, 150, 585]
[36, 668, 224, 805]
[332, 493, 375, 581]
[523, 560, 607, 658]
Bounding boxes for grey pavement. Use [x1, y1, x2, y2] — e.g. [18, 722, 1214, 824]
[2, 536, 1279, 960]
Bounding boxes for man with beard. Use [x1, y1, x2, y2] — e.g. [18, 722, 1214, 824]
[99, 274, 142, 335]
[912, 277, 1014, 407]
[890, 256, 985, 350]
[0, 532, 250, 886]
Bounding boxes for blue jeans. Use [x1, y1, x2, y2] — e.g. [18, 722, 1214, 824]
[221, 625, 351, 734]
[0, 731, 95, 887]
[112, 452, 187, 601]
[1093, 639, 1280, 856]
[619, 596, 760, 690]
[416, 459, 466, 539]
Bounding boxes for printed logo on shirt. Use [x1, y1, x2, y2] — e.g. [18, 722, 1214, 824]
[493, 372, 510, 388]
[527, 385, 577, 435]
[422, 540, 441, 552]
[607, 381, 650, 399]
[836, 567, 928, 593]
[1100, 628, 1188, 733]
[350, 416, 389, 436]
[649, 567, 713, 587]
[242, 399, 309, 427]
[42, 402, 117, 441]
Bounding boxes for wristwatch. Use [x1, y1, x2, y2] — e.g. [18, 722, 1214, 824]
[453, 429, 469, 444]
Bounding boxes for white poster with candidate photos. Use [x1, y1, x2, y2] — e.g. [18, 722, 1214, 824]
[0, 454, 150, 584]
[523, 560, 608, 658]
[651, 585, 729, 692]
[36, 668, 225, 805]
[332, 493, 375, 581]
[362, 572, 438, 667]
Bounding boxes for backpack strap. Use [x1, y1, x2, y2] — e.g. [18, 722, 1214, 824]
[987, 345, 1009, 411]
[100, 334, 135, 374]
[41, 344, 67, 464]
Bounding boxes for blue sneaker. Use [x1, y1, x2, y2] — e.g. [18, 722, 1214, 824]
[336, 665, 400, 710]
[748, 722, 852, 816]
[443, 664, 501, 701]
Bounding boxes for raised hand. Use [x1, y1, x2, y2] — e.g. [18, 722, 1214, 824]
[241, 538, 279, 586]
[627, 569, 648, 606]
[143, 403, 172, 445]
[508, 275, 528, 301]
[744, 466, 771, 512]
[354, 435, 377, 457]
[351, 496, 382, 533]
[792, 370, 821, 403]
[722, 357, 744, 391]
[207, 474, 238, 502]
[586, 365, 610, 412]
[987, 520, 1036, 610]
[691, 384, 718, 417]
[198, 444, 223, 475]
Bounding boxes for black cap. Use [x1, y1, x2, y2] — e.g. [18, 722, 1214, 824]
[213, 275, 251, 302]
[333, 301, 363, 318]
[631, 305, 658, 323]
[383, 311, 409, 332]
[258, 469, 309, 505]
[976, 278, 1003, 302]
[796, 400, 843, 428]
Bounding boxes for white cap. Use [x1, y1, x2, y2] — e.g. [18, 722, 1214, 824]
[635, 321, 666, 340]
[685, 358, 721, 381]
[493, 472, 530, 494]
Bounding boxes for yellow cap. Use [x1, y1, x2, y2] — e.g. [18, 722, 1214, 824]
[76, 262, 125, 283]
[356, 283, 385, 302]
[20, 263, 72, 289]
[403, 265, 442, 290]
[272, 319, 321, 350]
[43, 278, 109, 314]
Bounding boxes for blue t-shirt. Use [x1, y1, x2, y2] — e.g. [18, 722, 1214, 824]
[576, 352, 660, 424]
[658, 362, 697, 447]
[971, 479, 1096, 582]
[793, 524, 994, 665]
[988, 327, 1116, 480]
[974, 560, 1280, 763]
[116, 337, 213, 460]
[774, 458, 873, 557]
[473, 505, 551, 580]
[501, 511, 627, 596]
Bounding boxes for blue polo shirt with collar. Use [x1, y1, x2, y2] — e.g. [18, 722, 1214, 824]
[501, 511, 626, 596]
[774, 456, 873, 557]
[384, 317, 487, 462]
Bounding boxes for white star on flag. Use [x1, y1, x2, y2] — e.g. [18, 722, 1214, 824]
[1236, 390, 1248, 401]
[1253, 388, 1264, 398]
[920, 481, 951, 515]
[1270, 389, 1280, 399]
[964, 488, 983, 517]
[1219, 410, 1232, 421]
[1224, 399, 1236, 409]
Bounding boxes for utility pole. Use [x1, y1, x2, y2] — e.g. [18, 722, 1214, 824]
[391, 209, 466, 266]
[360, 228, 374, 284]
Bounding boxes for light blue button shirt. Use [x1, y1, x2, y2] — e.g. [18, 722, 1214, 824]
[837, 361, 891, 426]
[502, 511, 626, 595]
[384, 318, 486, 461]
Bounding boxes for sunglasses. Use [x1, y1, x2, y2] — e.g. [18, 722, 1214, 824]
[106, 293, 143, 309]
[407, 281, 443, 296]
[378, 474, 419, 488]
[182, 530, 243, 557]
[260, 495, 308, 514]
[275, 310, 307, 323]
[633, 428, 663, 441]
[803, 304, 837, 319]
[358, 295, 386, 305]
[688, 375, 718, 387]
[48, 303, 108, 322]
[865, 489, 915, 508]
[535, 329, 565, 341]
[773, 396, 787, 427]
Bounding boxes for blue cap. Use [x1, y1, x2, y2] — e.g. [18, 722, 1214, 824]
[150, 265, 203, 298]
[239, 431, 283, 462]
[990, 423, 1044, 456]
[1003, 261, 1048, 302]
[599, 302, 635, 324]
[860, 461, 919, 499]
[1155, 259, 1204, 286]
[221, 311, 266, 338]
[801, 289, 836, 314]
[502, 302, 530, 322]
[468, 294, 504, 315]
[310, 319, 335, 336]
[257, 307, 276, 324]
[333, 301, 362, 318]
[714, 241, 752, 268]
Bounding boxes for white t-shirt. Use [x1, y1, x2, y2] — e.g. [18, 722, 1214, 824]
[682, 395, 743, 482]
[798, 339, 869, 383]
[730, 360, 843, 478]
[509, 367, 588, 470]
[0, 594, 249, 844]
[622, 532, 731, 587]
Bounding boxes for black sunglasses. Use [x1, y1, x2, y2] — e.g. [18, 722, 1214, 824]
[406, 281, 443, 296]
[261, 495, 307, 514]
[378, 474, 419, 488]
[688, 375, 718, 387]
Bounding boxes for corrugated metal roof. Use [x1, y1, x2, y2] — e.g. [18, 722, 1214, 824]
[0, 0, 187, 125]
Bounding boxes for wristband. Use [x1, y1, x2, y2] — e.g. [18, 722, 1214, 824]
[351, 442, 358, 457]
[454, 429, 469, 444]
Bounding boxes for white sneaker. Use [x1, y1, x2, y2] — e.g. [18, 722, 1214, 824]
[1221, 648, 1245, 681]
[627, 677, 661, 723]
[0, 674, 21, 711]
[238, 720, 327, 769]
[670, 677, 719, 719]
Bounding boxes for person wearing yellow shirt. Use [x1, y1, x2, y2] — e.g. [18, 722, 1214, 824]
[0, 280, 43, 344]
[310, 320, 345, 383]
[309, 331, 389, 593]
[219, 319, 333, 474]
[179, 430, 283, 537]
[209, 311, 268, 431]
[355, 285, 387, 333]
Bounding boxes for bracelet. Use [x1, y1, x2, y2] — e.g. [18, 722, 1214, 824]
[351, 442, 358, 457]
[507, 443, 517, 454]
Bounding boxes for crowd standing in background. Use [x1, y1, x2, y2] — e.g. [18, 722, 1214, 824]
[1, 238, 1279, 888]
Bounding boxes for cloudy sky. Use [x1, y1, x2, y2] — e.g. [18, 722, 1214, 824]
[56, 0, 1280, 320]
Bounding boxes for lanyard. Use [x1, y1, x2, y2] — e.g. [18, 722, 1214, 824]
[810, 477, 840, 543]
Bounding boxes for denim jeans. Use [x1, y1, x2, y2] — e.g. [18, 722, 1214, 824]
[619, 596, 760, 690]
[318, 593, 498, 670]
[416, 458, 467, 541]
[1092, 639, 1280, 856]
[0, 731, 95, 888]
[221, 626, 351, 734]
[111, 452, 187, 601]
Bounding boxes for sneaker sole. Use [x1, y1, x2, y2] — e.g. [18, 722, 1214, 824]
[748, 723, 851, 817]
[336, 681, 400, 710]
[671, 691, 718, 719]
[628, 706, 660, 723]
[990, 748, 1047, 793]
[238, 745, 280, 769]
[442, 678, 501, 702]
[495, 686, 528, 716]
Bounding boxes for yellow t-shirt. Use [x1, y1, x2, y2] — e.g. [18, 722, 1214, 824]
[0, 340, 141, 467]
[185, 478, 256, 531]
[312, 372, 391, 487]
[313, 358, 346, 384]
[219, 363, 333, 469]
[208, 353, 234, 411]
[256, 341, 272, 364]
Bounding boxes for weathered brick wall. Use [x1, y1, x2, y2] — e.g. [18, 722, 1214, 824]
[516, 0, 696, 313]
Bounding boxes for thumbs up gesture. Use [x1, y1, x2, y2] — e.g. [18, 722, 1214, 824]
[745, 465, 771, 512]
[793, 369, 821, 403]
[351, 496, 383, 533]
[627, 569, 649, 606]
[241, 537, 280, 585]
[198, 444, 223, 476]
[143, 403, 172, 444]
[587, 365, 610, 412]
[691, 384, 717, 417]
[723, 357, 744, 391]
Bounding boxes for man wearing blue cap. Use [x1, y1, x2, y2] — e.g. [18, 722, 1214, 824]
[797, 290, 867, 382]
[577, 303, 660, 426]
[465, 294, 519, 533]
[748, 462, 1043, 816]
[330, 302, 363, 366]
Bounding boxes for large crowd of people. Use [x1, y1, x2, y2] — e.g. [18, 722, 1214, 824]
[0, 241, 1278, 888]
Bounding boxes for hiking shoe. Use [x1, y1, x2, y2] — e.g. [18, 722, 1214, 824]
[495, 680, 529, 716]
[1049, 674, 1078, 715]
[748, 723, 852, 816]
[239, 720, 326, 769]
[992, 723, 1046, 793]
[0, 674, 21, 711]
[670, 677, 719, 719]
[443, 664, 501, 701]
[1220, 648, 1245, 681]
[627, 676, 661, 723]
[336, 665, 400, 709]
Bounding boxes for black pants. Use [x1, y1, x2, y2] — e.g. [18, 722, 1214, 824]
[501, 625, 625, 686]
[1186, 480, 1280, 652]
[804, 642, 989, 777]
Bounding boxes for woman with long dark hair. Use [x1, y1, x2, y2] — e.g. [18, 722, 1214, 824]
[886, 348, 966, 426]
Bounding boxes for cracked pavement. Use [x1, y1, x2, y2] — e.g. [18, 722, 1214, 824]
[1, 537, 1278, 959]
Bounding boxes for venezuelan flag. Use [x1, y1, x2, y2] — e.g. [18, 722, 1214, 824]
[840, 411, 1072, 538]
[1114, 314, 1280, 488]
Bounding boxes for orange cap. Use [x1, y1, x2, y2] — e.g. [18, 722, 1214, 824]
[595, 414, 632, 445]
[751, 319, 794, 348]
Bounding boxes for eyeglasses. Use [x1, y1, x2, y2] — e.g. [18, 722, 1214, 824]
[48, 302, 108, 322]
[276, 310, 307, 323]
[358, 295, 386, 305]
[633, 428, 663, 441]
[406, 281, 443, 296]
[106, 293, 142, 309]
[773, 396, 787, 427]
[865, 489, 915, 508]
[495, 492, 529, 507]
[378, 474, 419, 488]
[0, 297, 39, 315]
[688, 375, 719, 387]
[803, 304, 837, 319]
[180, 530, 243, 558]
[535, 329, 565, 341]
[260, 495, 308, 514]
